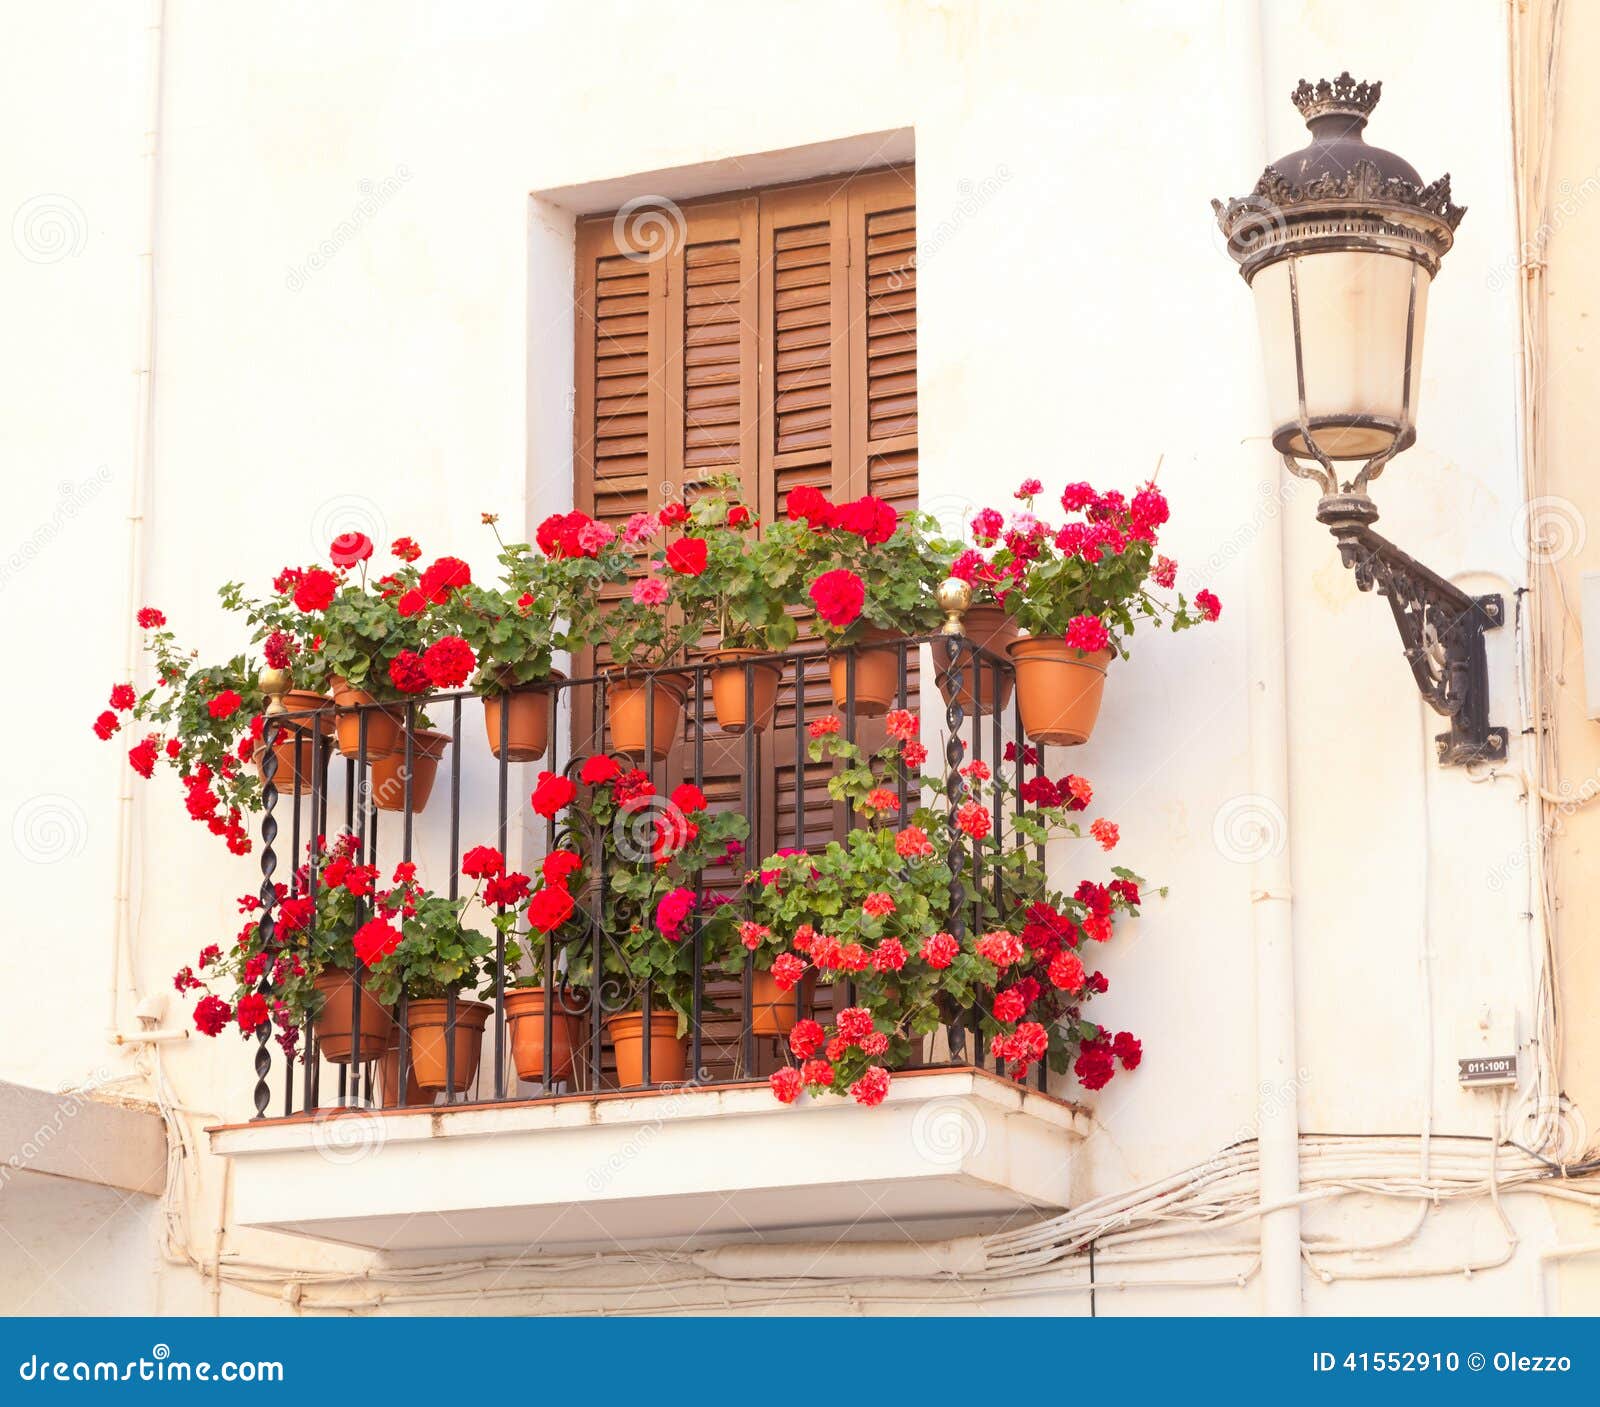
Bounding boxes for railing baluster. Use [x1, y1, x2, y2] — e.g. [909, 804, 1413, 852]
[494, 690, 509, 1101]
[592, 675, 606, 1091]
[250, 714, 280, 1120]
[691, 667, 705, 1084]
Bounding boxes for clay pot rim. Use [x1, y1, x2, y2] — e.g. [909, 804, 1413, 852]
[1006, 637, 1117, 669]
[487, 665, 568, 694]
[383, 727, 452, 760]
[605, 1009, 682, 1032]
[703, 646, 785, 670]
[404, 996, 492, 1024]
[602, 668, 691, 702]
[827, 625, 904, 655]
[505, 985, 591, 1012]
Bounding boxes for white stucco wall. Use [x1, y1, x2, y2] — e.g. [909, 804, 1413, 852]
[1, 0, 1565, 1314]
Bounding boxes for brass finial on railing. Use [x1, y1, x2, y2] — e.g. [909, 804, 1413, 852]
[259, 664, 291, 715]
[937, 576, 973, 635]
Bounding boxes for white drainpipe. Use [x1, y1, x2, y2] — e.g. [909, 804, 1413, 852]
[1225, 0, 1303, 1314]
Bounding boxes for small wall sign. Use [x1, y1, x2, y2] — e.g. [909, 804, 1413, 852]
[1458, 1055, 1518, 1086]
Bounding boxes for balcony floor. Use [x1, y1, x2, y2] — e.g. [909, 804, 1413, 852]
[209, 1067, 1089, 1254]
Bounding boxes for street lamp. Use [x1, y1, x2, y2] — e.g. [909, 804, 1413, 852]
[1214, 73, 1506, 765]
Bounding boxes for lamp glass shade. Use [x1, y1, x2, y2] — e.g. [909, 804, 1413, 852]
[1250, 249, 1429, 461]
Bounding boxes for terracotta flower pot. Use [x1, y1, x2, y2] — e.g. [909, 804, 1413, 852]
[505, 987, 584, 1083]
[749, 967, 816, 1038]
[605, 672, 688, 761]
[706, 649, 782, 735]
[404, 998, 491, 1093]
[938, 604, 1018, 716]
[329, 676, 405, 761]
[827, 628, 905, 717]
[283, 688, 336, 736]
[1007, 638, 1114, 747]
[482, 670, 564, 762]
[378, 1040, 428, 1108]
[312, 968, 394, 1065]
[253, 733, 316, 797]
[606, 1010, 688, 1087]
[368, 728, 450, 813]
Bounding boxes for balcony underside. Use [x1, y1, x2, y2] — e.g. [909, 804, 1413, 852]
[209, 1067, 1088, 1253]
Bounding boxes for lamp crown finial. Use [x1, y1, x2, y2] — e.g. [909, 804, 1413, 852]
[1291, 72, 1382, 126]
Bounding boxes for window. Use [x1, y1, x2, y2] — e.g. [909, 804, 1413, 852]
[571, 166, 917, 1072]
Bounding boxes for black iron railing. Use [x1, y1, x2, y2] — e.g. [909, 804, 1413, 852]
[248, 632, 1043, 1119]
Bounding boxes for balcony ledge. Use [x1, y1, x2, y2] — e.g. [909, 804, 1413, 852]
[209, 1067, 1089, 1253]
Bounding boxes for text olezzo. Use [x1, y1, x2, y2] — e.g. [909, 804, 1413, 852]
[1312, 1351, 1572, 1374]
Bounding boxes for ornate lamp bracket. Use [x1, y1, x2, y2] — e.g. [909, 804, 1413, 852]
[1314, 490, 1506, 766]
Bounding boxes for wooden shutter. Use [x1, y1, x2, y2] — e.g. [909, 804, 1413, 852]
[572, 169, 917, 1074]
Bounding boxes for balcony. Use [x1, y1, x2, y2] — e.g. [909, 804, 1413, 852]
[210, 635, 1087, 1248]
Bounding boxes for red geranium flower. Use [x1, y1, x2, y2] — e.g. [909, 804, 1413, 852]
[484, 871, 532, 907]
[1195, 589, 1221, 621]
[330, 532, 374, 567]
[193, 995, 231, 1036]
[955, 799, 991, 839]
[93, 710, 119, 741]
[862, 892, 896, 918]
[353, 916, 403, 967]
[208, 690, 243, 720]
[293, 569, 339, 613]
[419, 556, 471, 603]
[665, 537, 708, 576]
[137, 607, 167, 629]
[580, 755, 621, 786]
[1090, 818, 1119, 851]
[527, 883, 575, 933]
[920, 931, 959, 968]
[801, 1057, 834, 1087]
[834, 495, 898, 544]
[542, 849, 582, 886]
[391, 536, 421, 562]
[771, 952, 807, 990]
[387, 650, 431, 695]
[727, 505, 752, 527]
[531, 771, 577, 819]
[128, 737, 159, 779]
[809, 569, 865, 629]
[849, 1066, 890, 1107]
[789, 1019, 825, 1059]
[423, 635, 476, 689]
[785, 485, 834, 528]
[109, 683, 136, 711]
[770, 1067, 802, 1103]
[235, 992, 269, 1033]
[659, 502, 689, 527]
[1048, 950, 1086, 991]
[396, 589, 428, 618]
[1064, 613, 1111, 653]
[670, 782, 707, 814]
[655, 886, 696, 941]
[462, 845, 505, 879]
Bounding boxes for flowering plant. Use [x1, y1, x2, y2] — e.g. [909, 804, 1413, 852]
[356, 854, 502, 1003]
[779, 485, 959, 646]
[236, 534, 475, 701]
[174, 832, 376, 1053]
[746, 711, 1149, 1106]
[530, 757, 747, 1031]
[529, 505, 709, 669]
[659, 477, 802, 653]
[97, 607, 262, 855]
[440, 516, 570, 694]
[947, 480, 1220, 654]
